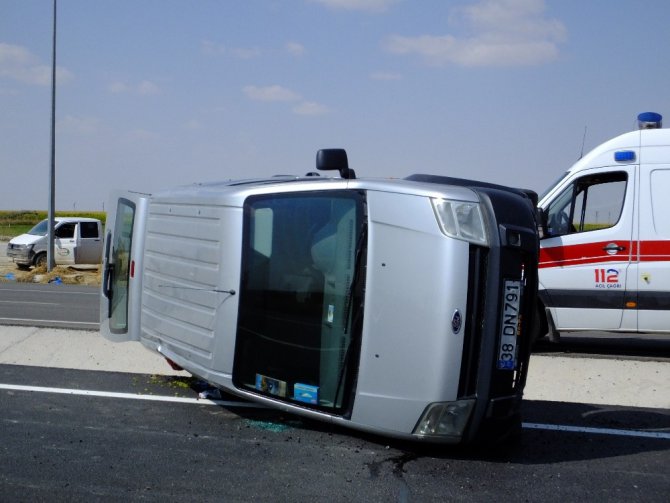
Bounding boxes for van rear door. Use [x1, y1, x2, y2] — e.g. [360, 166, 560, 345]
[100, 191, 149, 342]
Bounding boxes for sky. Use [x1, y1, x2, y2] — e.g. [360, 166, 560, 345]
[1, 0, 670, 211]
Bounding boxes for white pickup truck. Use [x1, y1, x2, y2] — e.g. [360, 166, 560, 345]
[6, 217, 103, 269]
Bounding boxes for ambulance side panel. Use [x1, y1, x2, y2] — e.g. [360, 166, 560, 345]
[634, 164, 670, 331]
[539, 126, 670, 335]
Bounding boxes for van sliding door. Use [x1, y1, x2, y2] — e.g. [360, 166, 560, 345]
[100, 192, 149, 342]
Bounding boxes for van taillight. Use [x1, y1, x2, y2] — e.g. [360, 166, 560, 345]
[130, 260, 135, 278]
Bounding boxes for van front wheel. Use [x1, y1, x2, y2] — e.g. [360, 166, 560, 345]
[33, 253, 47, 268]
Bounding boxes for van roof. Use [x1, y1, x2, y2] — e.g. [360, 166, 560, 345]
[153, 175, 484, 207]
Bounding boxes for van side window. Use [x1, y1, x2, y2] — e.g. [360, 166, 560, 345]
[80, 222, 99, 239]
[650, 169, 670, 237]
[545, 172, 627, 237]
[55, 223, 76, 239]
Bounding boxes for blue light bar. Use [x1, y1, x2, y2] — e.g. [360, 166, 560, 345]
[637, 112, 662, 129]
[615, 150, 636, 162]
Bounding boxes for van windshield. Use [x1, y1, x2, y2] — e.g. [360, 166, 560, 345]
[234, 190, 367, 414]
[27, 220, 49, 236]
[539, 171, 570, 201]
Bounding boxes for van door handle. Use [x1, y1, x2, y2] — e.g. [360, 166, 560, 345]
[603, 243, 625, 253]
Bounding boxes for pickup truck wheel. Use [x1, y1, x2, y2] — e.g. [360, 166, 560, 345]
[33, 253, 47, 268]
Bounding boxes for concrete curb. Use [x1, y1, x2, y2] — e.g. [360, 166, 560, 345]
[0, 326, 188, 376]
[525, 354, 670, 409]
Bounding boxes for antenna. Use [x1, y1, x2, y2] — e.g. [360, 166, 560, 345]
[579, 125, 587, 159]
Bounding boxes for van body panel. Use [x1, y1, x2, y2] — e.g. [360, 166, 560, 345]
[351, 191, 468, 432]
[140, 198, 243, 374]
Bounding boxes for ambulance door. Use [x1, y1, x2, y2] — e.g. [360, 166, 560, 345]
[635, 165, 670, 331]
[100, 191, 149, 342]
[539, 167, 635, 330]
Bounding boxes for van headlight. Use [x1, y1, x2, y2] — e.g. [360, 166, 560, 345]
[413, 399, 476, 438]
[431, 199, 488, 246]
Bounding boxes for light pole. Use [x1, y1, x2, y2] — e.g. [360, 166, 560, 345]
[47, 0, 57, 271]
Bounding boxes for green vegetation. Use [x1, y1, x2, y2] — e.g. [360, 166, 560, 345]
[0, 210, 106, 239]
[582, 223, 612, 232]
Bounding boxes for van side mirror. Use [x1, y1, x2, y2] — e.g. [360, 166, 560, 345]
[316, 149, 356, 180]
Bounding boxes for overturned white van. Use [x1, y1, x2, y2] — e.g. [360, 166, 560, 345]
[100, 150, 539, 444]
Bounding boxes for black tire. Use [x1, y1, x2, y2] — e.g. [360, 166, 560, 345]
[529, 302, 548, 348]
[33, 253, 47, 268]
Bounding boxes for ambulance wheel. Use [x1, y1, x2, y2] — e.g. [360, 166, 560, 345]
[530, 303, 548, 347]
[33, 253, 47, 268]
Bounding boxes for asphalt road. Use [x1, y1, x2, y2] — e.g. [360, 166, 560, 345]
[1, 364, 668, 502]
[0, 283, 99, 329]
[0, 283, 668, 500]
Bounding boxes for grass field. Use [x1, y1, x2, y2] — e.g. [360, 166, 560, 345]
[0, 211, 106, 239]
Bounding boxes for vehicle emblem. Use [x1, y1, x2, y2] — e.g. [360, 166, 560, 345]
[451, 310, 462, 334]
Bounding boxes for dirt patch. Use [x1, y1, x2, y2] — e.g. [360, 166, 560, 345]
[0, 239, 101, 286]
[0, 260, 101, 286]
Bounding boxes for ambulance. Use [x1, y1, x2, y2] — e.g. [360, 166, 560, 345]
[99, 150, 539, 445]
[536, 112, 670, 341]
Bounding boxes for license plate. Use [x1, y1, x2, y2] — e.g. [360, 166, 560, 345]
[497, 280, 522, 370]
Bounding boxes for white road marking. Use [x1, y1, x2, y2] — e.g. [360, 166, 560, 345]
[0, 287, 98, 295]
[1, 383, 668, 439]
[0, 383, 263, 408]
[0, 300, 59, 305]
[0, 318, 98, 328]
[522, 422, 670, 440]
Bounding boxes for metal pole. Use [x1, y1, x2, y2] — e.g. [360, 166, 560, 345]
[47, 0, 57, 271]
